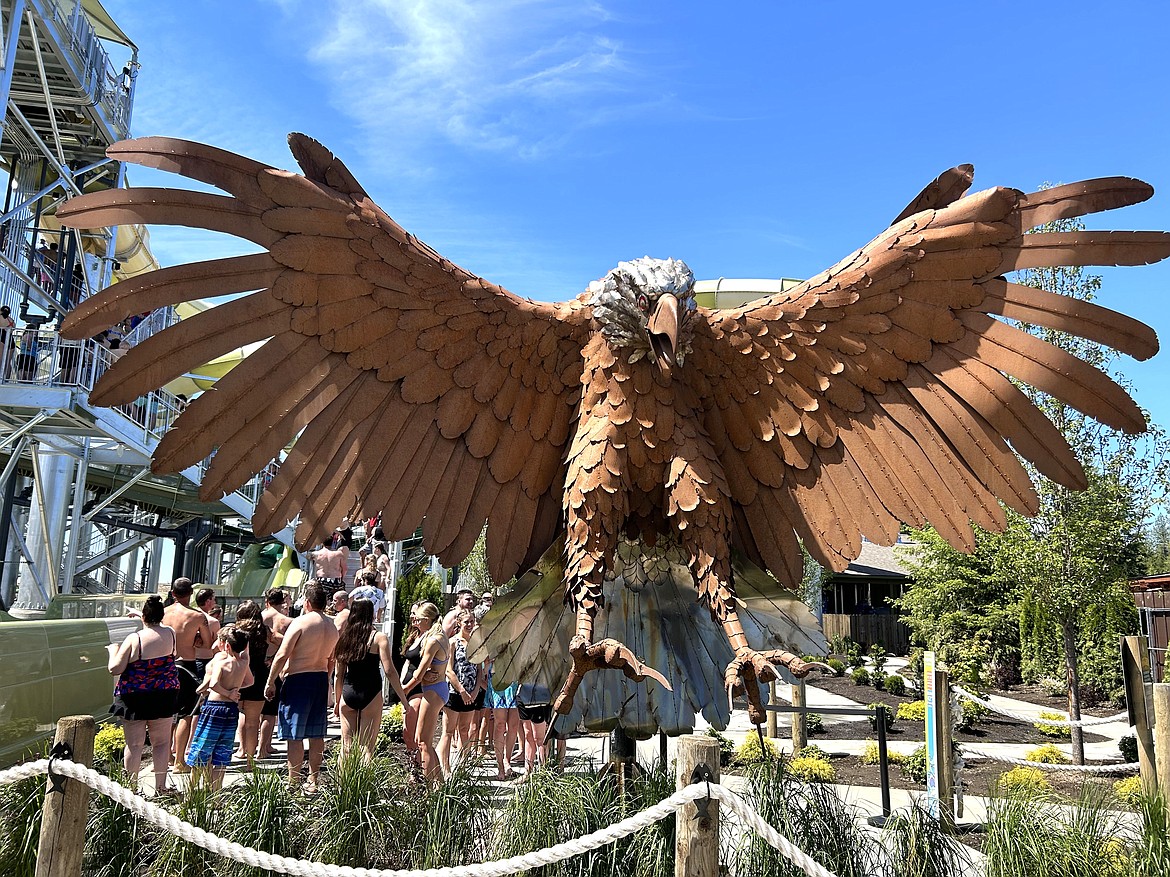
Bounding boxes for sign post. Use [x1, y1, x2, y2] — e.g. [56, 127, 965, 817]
[923, 650, 939, 818]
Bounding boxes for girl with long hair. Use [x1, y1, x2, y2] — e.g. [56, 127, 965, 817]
[333, 598, 408, 758]
[401, 600, 448, 782]
[233, 599, 273, 767]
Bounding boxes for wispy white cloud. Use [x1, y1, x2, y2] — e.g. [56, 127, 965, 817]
[301, 0, 638, 163]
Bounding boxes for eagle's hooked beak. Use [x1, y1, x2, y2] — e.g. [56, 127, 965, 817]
[648, 293, 680, 374]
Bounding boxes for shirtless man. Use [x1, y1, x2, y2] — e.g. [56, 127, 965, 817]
[194, 587, 221, 669]
[308, 534, 348, 594]
[265, 581, 338, 790]
[330, 589, 349, 630]
[258, 587, 292, 759]
[163, 577, 212, 771]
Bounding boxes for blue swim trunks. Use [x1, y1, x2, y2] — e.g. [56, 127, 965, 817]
[278, 671, 329, 740]
[185, 700, 238, 768]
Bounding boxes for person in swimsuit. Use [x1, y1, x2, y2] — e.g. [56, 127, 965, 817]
[401, 600, 448, 783]
[438, 609, 482, 776]
[185, 625, 252, 789]
[332, 598, 409, 759]
[161, 577, 211, 774]
[233, 600, 274, 769]
[483, 659, 521, 780]
[107, 594, 180, 794]
[265, 581, 338, 791]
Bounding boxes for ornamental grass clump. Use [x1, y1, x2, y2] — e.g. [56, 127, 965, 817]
[0, 765, 44, 877]
[219, 767, 305, 877]
[85, 766, 158, 877]
[881, 802, 971, 877]
[492, 762, 674, 877]
[983, 785, 1131, 877]
[733, 758, 874, 877]
[1033, 710, 1072, 739]
[303, 748, 404, 869]
[410, 763, 493, 870]
[149, 775, 221, 877]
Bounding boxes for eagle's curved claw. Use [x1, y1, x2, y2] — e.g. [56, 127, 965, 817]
[554, 634, 671, 714]
[725, 647, 812, 724]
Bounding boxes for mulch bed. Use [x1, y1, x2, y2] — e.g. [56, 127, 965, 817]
[986, 682, 1123, 717]
[801, 676, 1108, 746]
[826, 753, 1119, 800]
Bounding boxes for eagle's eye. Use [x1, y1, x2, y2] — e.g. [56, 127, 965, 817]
[637, 293, 649, 312]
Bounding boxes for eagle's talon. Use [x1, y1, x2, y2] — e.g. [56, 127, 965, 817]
[725, 647, 811, 725]
[554, 635, 671, 715]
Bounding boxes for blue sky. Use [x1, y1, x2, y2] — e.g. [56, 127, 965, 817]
[101, 1, 1170, 429]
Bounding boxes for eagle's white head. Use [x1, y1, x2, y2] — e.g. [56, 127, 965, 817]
[587, 256, 697, 372]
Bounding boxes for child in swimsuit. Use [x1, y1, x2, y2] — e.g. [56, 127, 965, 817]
[185, 626, 252, 788]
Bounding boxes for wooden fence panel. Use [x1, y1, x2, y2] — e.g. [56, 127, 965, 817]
[822, 613, 911, 656]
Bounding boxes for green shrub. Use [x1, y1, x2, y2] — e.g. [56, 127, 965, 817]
[871, 670, 888, 691]
[868, 644, 888, 672]
[868, 703, 895, 732]
[376, 702, 405, 753]
[796, 743, 830, 762]
[883, 674, 907, 697]
[851, 667, 871, 686]
[93, 724, 126, 769]
[1025, 743, 1071, 764]
[1033, 710, 1072, 739]
[805, 713, 825, 734]
[897, 700, 927, 722]
[1037, 675, 1067, 697]
[705, 727, 734, 766]
[788, 756, 836, 783]
[901, 746, 927, 784]
[860, 739, 906, 765]
[995, 766, 1050, 797]
[848, 653, 866, 670]
[827, 658, 846, 677]
[1113, 775, 1143, 807]
[956, 697, 989, 730]
[734, 733, 780, 766]
[1119, 734, 1138, 763]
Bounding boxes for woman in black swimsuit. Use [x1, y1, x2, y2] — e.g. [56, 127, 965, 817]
[332, 598, 408, 759]
[233, 600, 273, 768]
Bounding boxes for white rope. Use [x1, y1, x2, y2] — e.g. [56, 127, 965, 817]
[0, 759, 839, 877]
[960, 748, 1139, 774]
[951, 685, 1128, 728]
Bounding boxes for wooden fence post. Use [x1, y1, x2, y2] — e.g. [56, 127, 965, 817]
[1122, 635, 1159, 794]
[676, 734, 720, 877]
[934, 667, 955, 832]
[1152, 684, 1170, 798]
[791, 678, 807, 752]
[766, 682, 778, 738]
[35, 715, 95, 877]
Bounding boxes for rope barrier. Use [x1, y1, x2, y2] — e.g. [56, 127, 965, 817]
[960, 748, 1139, 775]
[952, 685, 1128, 728]
[0, 758, 838, 877]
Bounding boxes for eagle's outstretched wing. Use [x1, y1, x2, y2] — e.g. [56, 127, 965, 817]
[58, 136, 592, 578]
[689, 172, 1170, 584]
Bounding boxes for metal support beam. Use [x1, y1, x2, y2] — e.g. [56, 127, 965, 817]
[28, 442, 59, 594]
[82, 466, 152, 521]
[25, 10, 69, 168]
[0, 412, 50, 451]
[9, 519, 49, 604]
[60, 437, 88, 592]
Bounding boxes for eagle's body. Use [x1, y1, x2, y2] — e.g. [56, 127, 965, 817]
[56, 138, 1170, 732]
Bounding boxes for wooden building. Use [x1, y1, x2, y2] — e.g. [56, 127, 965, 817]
[821, 538, 914, 655]
[1130, 574, 1170, 681]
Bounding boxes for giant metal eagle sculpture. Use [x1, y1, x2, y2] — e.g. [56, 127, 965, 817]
[58, 137, 1169, 736]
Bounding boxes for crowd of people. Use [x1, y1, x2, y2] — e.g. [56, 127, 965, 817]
[105, 535, 562, 795]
